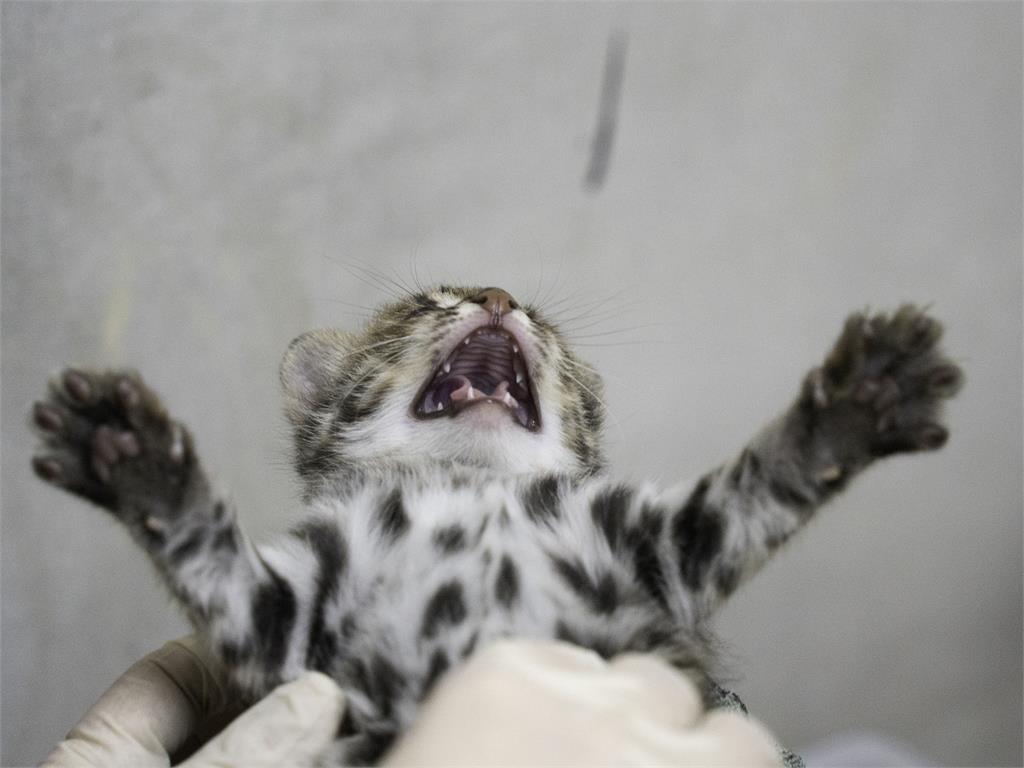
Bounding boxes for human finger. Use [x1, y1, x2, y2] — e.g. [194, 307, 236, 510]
[178, 671, 345, 768]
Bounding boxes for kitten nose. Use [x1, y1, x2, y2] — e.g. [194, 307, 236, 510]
[471, 287, 519, 323]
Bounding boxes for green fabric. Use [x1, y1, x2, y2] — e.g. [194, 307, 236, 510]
[708, 682, 805, 768]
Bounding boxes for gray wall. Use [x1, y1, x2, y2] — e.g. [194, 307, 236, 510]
[2, 3, 1020, 766]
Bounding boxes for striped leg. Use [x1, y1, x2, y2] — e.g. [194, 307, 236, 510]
[669, 305, 962, 616]
[31, 369, 300, 696]
[583, 306, 962, 622]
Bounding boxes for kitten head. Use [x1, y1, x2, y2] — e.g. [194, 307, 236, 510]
[280, 285, 605, 490]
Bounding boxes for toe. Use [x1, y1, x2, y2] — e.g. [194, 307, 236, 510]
[32, 456, 63, 482]
[62, 370, 93, 405]
[928, 364, 963, 398]
[32, 402, 63, 433]
[117, 377, 141, 411]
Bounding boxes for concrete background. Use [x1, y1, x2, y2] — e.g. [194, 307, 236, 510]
[2, 3, 1020, 766]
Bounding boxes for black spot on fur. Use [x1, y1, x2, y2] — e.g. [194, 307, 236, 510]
[371, 654, 404, 716]
[219, 638, 253, 666]
[432, 524, 467, 554]
[592, 484, 632, 549]
[495, 555, 520, 608]
[166, 529, 203, 566]
[344, 732, 396, 766]
[335, 707, 358, 739]
[498, 505, 511, 527]
[671, 475, 723, 591]
[590, 572, 619, 614]
[716, 564, 740, 596]
[211, 525, 237, 554]
[633, 623, 676, 652]
[420, 581, 468, 639]
[747, 451, 762, 479]
[461, 631, 479, 658]
[340, 614, 358, 641]
[626, 505, 669, 610]
[378, 488, 410, 542]
[523, 475, 561, 524]
[769, 476, 814, 511]
[292, 520, 348, 672]
[555, 621, 616, 659]
[421, 650, 450, 698]
[551, 555, 619, 614]
[555, 620, 581, 645]
[252, 568, 297, 671]
[348, 653, 406, 721]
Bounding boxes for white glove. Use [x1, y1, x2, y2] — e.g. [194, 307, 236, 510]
[41, 635, 344, 768]
[42, 636, 780, 767]
[383, 639, 781, 767]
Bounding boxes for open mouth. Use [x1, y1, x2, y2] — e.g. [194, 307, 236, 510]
[413, 326, 540, 430]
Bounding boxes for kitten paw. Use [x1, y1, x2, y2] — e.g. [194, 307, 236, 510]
[31, 369, 196, 518]
[802, 305, 963, 462]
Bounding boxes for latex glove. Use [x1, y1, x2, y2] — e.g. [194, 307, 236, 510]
[41, 635, 344, 767]
[43, 636, 780, 767]
[383, 639, 782, 767]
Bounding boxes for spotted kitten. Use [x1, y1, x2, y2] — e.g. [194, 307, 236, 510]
[32, 287, 962, 764]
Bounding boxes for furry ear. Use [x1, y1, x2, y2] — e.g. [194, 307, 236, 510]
[280, 328, 355, 426]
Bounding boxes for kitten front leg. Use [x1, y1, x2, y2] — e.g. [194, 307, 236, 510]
[31, 369, 300, 695]
[663, 306, 963, 616]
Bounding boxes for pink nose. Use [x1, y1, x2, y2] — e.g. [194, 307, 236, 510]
[471, 287, 519, 322]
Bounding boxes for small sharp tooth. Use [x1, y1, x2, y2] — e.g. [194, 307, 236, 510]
[512, 343, 520, 354]
[513, 356, 527, 385]
[464, 338, 471, 346]
[467, 385, 476, 399]
[502, 392, 518, 408]
[435, 402, 444, 412]
[516, 403, 530, 427]
[443, 361, 451, 374]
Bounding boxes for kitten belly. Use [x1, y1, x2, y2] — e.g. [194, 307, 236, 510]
[297, 482, 683, 738]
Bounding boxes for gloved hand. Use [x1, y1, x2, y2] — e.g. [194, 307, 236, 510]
[40, 635, 344, 767]
[42, 636, 780, 767]
[384, 639, 781, 767]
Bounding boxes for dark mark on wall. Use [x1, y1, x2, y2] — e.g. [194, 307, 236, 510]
[584, 28, 629, 192]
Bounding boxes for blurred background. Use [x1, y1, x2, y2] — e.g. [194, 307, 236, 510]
[2, 3, 1020, 766]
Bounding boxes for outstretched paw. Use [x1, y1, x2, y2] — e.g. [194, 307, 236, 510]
[31, 369, 196, 519]
[802, 305, 963, 469]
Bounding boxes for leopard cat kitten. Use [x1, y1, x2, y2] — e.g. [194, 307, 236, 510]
[32, 286, 963, 765]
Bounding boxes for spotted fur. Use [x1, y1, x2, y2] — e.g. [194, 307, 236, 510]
[31, 294, 962, 764]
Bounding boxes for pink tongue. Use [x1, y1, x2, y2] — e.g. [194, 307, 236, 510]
[449, 378, 474, 402]
[446, 376, 471, 403]
[450, 378, 511, 403]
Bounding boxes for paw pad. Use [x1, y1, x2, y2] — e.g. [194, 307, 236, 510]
[811, 305, 962, 460]
[30, 368, 193, 512]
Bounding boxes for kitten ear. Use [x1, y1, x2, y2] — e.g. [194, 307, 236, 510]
[280, 329, 355, 425]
